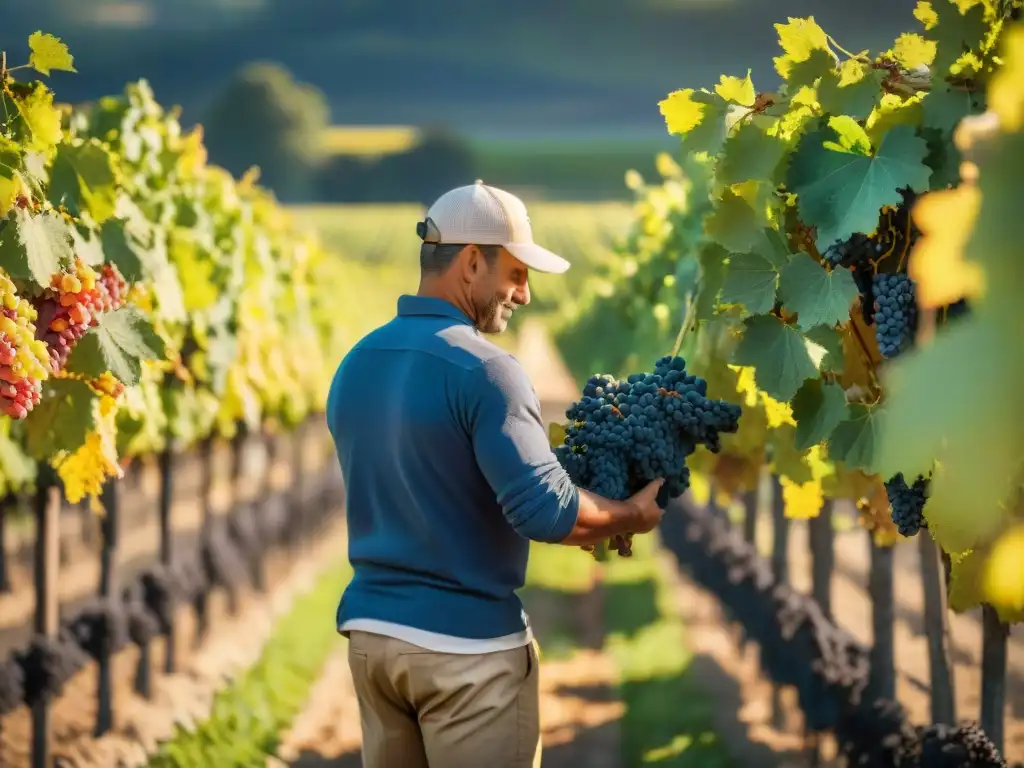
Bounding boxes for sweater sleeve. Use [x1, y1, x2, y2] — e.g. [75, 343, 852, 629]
[464, 354, 580, 543]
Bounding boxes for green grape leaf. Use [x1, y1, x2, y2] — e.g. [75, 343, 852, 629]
[47, 140, 119, 223]
[70, 222, 105, 267]
[787, 121, 932, 250]
[921, 128, 962, 190]
[769, 425, 815, 484]
[719, 252, 779, 316]
[731, 314, 825, 402]
[24, 378, 96, 459]
[65, 307, 166, 387]
[777, 253, 859, 330]
[786, 49, 838, 91]
[922, 83, 985, 136]
[791, 378, 849, 450]
[928, 0, 989, 73]
[100, 217, 146, 282]
[804, 324, 845, 372]
[717, 122, 789, 186]
[826, 403, 883, 474]
[817, 60, 886, 120]
[695, 243, 728, 321]
[704, 190, 769, 254]
[0, 431, 35, 489]
[877, 308, 1021, 554]
[28, 32, 77, 75]
[0, 208, 73, 286]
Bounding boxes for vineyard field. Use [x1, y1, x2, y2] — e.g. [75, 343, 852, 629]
[289, 201, 633, 321]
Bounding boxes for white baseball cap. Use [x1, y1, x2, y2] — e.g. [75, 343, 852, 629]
[417, 180, 571, 274]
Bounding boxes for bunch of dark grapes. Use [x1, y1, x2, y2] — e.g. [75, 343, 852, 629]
[885, 472, 929, 537]
[872, 273, 917, 358]
[822, 232, 884, 269]
[554, 356, 742, 557]
[34, 260, 128, 374]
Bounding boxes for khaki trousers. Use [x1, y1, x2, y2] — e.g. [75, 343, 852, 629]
[347, 630, 542, 768]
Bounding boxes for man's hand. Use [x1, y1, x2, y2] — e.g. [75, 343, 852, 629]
[564, 478, 668, 549]
[626, 478, 666, 533]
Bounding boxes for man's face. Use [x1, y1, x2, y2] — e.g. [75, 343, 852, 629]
[470, 247, 531, 334]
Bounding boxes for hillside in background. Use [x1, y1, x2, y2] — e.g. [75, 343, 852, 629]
[5, 0, 918, 137]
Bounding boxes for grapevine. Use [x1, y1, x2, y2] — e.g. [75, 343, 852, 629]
[0, 32, 370, 508]
[553, 7, 1024, 619]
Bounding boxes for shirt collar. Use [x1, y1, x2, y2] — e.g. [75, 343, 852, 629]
[397, 295, 473, 325]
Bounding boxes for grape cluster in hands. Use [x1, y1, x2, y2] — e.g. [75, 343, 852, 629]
[554, 355, 741, 557]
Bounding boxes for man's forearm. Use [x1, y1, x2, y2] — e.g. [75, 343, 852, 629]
[558, 489, 642, 546]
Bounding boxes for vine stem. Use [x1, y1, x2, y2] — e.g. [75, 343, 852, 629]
[670, 295, 697, 358]
[849, 315, 883, 398]
[826, 35, 867, 63]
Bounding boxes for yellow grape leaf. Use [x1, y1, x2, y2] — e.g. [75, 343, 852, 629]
[915, 1, 939, 29]
[856, 475, 900, 546]
[0, 173, 22, 217]
[27, 31, 76, 76]
[176, 125, 208, 177]
[948, 548, 985, 613]
[715, 71, 756, 107]
[987, 24, 1024, 132]
[892, 32, 937, 68]
[769, 425, 814, 484]
[16, 84, 63, 155]
[655, 152, 681, 179]
[50, 395, 122, 508]
[689, 469, 712, 506]
[548, 421, 567, 450]
[983, 524, 1024, 620]
[866, 93, 926, 146]
[781, 476, 824, 519]
[773, 17, 832, 79]
[909, 185, 984, 309]
[659, 89, 708, 135]
[821, 464, 876, 501]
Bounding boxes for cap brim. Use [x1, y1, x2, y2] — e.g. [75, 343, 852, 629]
[504, 242, 571, 275]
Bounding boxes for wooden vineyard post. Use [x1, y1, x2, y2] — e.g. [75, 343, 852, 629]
[918, 533, 956, 725]
[742, 488, 757, 545]
[95, 480, 120, 736]
[225, 428, 245, 615]
[808, 500, 834, 620]
[158, 446, 176, 673]
[289, 424, 305, 545]
[31, 472, 61, 768]
[769, 474, 789, 730]
[867, 537, 896, 701]
[194, 437, 214, 646]
[250, 429, 266, 592]
[980, 605, 1008, 754]
[0, 495, 11, 594]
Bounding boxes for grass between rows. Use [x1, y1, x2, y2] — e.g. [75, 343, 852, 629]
[146, 561, 352, 767]
[526, 535, 733, 767]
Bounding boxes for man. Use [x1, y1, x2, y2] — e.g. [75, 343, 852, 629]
[326, 180, 665, 768]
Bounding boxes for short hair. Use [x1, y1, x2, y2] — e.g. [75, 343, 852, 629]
[420, 243, 501, 275]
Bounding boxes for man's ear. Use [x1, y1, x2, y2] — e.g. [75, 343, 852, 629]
[460, 245, 484, 279]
